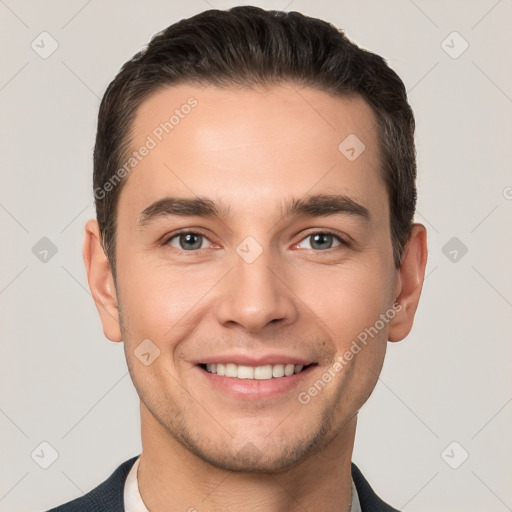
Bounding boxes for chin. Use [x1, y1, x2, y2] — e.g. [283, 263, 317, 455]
[179, 424, 331, 475]
[193, 447, 305, 474]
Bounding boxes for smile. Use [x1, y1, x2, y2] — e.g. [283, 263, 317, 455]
[201, 363, 316, 380]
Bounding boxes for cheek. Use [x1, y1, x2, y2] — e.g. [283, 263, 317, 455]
[296, 257, 395, 343]
[116, 257, 221, 340]
[331, 263, 395, 395]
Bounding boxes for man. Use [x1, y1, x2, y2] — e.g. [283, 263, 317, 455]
[47, 5, 427, 511]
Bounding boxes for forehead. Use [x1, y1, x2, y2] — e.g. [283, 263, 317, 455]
[118, 83, 386, 223]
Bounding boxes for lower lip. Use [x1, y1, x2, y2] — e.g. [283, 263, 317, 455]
[196, 365, 317, 400]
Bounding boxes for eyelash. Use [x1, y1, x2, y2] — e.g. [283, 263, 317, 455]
[162, 229, 350, 253]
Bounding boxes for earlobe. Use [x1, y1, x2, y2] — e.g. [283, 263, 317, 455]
[82, 219, 123, 342]
[388, 223, 428, 343]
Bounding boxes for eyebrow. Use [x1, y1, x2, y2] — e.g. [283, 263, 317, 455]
[138, 194, 370, 227]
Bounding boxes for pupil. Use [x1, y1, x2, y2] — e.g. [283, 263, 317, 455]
[181, 233, 201, 250]
[312, 233, 332, 250]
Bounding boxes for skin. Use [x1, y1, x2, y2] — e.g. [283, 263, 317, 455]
[83, 83, 427, 512]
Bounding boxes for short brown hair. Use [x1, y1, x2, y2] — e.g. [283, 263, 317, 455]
[93, 5, 417, 278]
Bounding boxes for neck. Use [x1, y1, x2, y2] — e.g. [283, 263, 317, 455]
[137, 402, 356, 512]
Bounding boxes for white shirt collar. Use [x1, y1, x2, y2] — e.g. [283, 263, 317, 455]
[124, 456, 149, 512]
[124, 455, 361, 512]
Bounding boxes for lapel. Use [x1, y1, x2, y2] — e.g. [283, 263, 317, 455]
[351, 462, 400, 511]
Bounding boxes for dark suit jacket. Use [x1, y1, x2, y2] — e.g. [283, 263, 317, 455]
[45, 456, 400, 511]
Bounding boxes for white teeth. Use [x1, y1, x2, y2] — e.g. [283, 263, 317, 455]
[284, 364, 295, 376]
[225, 363, 237, 377]
[254, 365, 272, 380]
[204, 362, 308, 380]
[272, 364, 285, 378]
[237, 365, 254, 379]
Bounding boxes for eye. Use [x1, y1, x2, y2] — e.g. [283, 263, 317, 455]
[163, 230, 348, 253]
[296, 232, 346, 251]
[166, 232, 211, 251]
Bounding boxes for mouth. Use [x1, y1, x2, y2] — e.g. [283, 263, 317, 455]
[198, 362, 317, 380]
[190, 349, 322, 401]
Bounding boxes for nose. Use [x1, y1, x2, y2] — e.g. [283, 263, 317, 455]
[213, 247, 299, 334]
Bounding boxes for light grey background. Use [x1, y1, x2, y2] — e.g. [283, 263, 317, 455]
[1, 1, 511, 511]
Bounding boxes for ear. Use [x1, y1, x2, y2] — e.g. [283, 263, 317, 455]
[82, 219, 123, 342]
[388, 223, 428, 342]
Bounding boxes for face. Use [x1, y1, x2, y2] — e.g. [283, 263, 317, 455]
[104, 84, 404, 472]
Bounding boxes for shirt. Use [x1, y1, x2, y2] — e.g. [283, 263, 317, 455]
[124, 455, 361, 511]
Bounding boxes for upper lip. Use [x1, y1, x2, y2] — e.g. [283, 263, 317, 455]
[194, 354, 315, 366]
